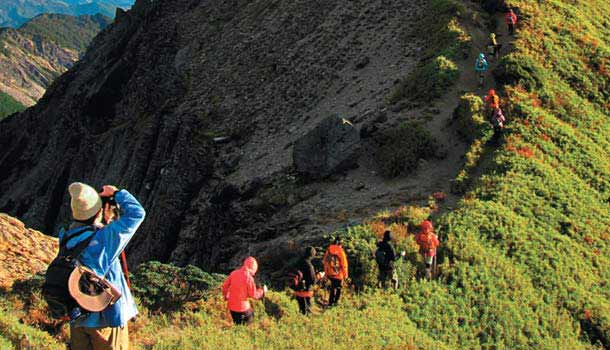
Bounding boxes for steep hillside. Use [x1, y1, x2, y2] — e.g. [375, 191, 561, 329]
[0, 92, 24, 120]
[0, 0, 472, 273]
[0, 0, 132, 28]
[0, 214, 57, 289]
[0, 13, 111, 106]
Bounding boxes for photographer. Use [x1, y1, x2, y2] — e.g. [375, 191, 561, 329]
[59, 182, 145, 350]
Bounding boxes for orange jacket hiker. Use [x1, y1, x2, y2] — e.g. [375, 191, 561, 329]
[485, 89, 500, 109]
[222, 257, 265, 312]
[415, 221, 439, 257]
[323, 244, 348, 280]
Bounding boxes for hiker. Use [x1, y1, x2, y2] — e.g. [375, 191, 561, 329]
[488, 33, 502, 59]
[60, 182, 145, 350]
[222, 256, 267, 325]
[505, 9, 517, 35]
[415, 221, 439, 280]
[491, 107, 506, 138]
[375, 230, 397, 289]
[293, 247, 318, 315]
[484, 88, 501, 118]
[474, 53, 489, 87]
[323, 237, 348, 307]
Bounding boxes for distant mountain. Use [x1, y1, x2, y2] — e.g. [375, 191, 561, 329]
[0, 13, 111, 107]
[0, 0, 132, 28]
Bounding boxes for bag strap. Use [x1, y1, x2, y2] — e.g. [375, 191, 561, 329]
[62, 226, 98, 259]
[59, 226, 91, 249]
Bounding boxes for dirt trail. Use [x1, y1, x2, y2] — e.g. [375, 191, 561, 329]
[278, 11, 517, 238]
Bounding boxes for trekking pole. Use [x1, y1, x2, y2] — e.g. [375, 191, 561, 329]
[120, 251, 131, 288]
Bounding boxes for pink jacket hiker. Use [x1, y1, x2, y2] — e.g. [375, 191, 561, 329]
[222, 257, 264, 312]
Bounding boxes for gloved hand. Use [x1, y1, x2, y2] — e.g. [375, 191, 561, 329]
[263, 285, 268, 295]
[400, 250, 406, 257]
[100, 185, 118, 198]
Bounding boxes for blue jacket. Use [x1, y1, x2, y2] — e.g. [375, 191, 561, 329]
[58, 189, 145, 328]
[475, 57, 489, 72]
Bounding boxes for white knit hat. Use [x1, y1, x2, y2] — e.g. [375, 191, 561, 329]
[69, 182, 102, 221]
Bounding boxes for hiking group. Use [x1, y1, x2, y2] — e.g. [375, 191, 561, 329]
[475, 8, 516, 136]
[41, 181, 443, 349]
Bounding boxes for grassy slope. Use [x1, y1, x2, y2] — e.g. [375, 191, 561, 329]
[429, 0, 610, 349]
[0, 92, 25, 120]
[18, 13, 112, 52]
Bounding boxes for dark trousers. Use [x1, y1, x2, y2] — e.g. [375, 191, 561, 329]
[296, 296, 312, 315]
[230, 309, 254, 325]
[508, 22, 514, 35]
[328, 278, 342, 305]
[378, 268, 393, 289]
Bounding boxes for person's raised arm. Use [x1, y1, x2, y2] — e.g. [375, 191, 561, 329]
[94, 187, 145, 274]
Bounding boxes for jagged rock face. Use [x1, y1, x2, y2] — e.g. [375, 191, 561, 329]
[0, 0, 427, 273]
[293, 115, 361, 180]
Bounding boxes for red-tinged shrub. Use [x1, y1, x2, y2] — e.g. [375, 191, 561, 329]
[517, 146, 534, 158]
[369, 221, 387, 238]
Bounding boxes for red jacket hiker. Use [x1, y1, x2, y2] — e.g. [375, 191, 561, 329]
[415, 221, 439, 257]
[222, 257, 265, 313]
[323, 244, 349, 280]
[485, 89, 500, 109]
[505, 10, 517, 25]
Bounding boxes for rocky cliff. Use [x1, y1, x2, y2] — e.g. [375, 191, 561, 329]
[0, 13, 111, 106]
[0, 0, 465, 273]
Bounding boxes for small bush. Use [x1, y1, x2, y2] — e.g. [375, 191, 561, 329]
[376, 122, 439, 178]
[132, 261, 225, 312]
[494, 53, 545, 91]
[453, 93, 491, 142]
[390, 56, 460, 104]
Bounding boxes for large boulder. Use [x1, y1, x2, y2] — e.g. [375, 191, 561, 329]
[293, 115, 361, 180]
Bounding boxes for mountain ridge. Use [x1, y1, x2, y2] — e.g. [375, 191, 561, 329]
[0, 13, 111, 107]
[0, 0, 132, 28]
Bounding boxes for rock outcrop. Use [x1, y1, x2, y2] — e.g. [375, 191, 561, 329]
[0, 213, 58, 288]
[293, 115, 360, 180]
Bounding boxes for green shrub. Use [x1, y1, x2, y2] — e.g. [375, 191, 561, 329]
[390, 56, 460, 104]
[453, 93, 490, 142]
[389, 0, 469, 104]
[375, 122, 439, 178]
[494, 53, 545, 91]
[132, 261, 225, 312]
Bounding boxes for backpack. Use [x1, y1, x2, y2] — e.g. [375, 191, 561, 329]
[375, 248, 388, 269]
[324, 252, 341, 276]
[42, 226, 97, 320]
[287, 270, 305, 291]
